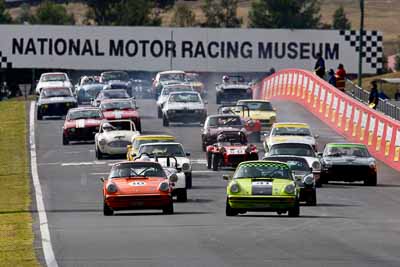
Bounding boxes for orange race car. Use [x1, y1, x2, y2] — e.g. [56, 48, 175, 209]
[102, 160, 177, 216]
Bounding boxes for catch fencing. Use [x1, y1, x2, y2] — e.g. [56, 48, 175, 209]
[252, 69, 400, 172]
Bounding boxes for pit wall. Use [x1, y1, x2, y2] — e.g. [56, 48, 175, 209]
[252, 69, 400, 172]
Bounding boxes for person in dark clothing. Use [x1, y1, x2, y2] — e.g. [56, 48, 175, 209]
[378, 91, 389, 100]
[395, 89, 400, 101]
[328, 69, 336, 87]
[368, 81, 379, 109]
[314, 53, 325, 79]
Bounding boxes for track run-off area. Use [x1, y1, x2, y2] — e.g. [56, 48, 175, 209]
[32, 77, 400, 267]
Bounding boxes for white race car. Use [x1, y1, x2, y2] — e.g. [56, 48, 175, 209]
[95, 120, 140, 159]
[138, 142, 193, 188]
[161, 91, 207, 126]
[264, 122, 319, 152]
[156, 84, 194, 118]
[35, 72, 73, 95]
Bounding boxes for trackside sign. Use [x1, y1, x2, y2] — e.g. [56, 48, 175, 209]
[0, 25, 383, 73]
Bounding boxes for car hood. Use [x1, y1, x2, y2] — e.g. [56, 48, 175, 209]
[64, 119, 102, 129]
[99, 130, 139, 141]
[208, 126, 246, 135]
[165, 102, 205, 110]
[102, 109, 139, 119]
[221, 84, 249, 90]
[228, 178, 295, 196]
[268, 136, 316, 146]
[39, 96, 76, 105]
[151, 157, 190, 168]
[323, 156, 372, 165]
[157, 96, 168, 106]
[246, 111, 276, 120]
[109, 177, 168, 195]
[37, 81, 72, 89]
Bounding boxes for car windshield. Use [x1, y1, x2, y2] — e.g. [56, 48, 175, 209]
[102, 90, 129, 99]
[234, 162, 292, 180]
[186, 73, 200, 82]
[100, 101, 134, 111]
[160, 73, 186, 82]
[139, 144, 185, 157]
[266, 157, 310, 172]
[208, 116, 242, 127]
[324, 145, 370, 157]
[238, 101, 273, 111]
[169, 93, 200, 103]
[78, 85, 103, 100]
[133, 138, 174, 149]
[131, 80, 151, 87]
[41, 88, 71, 98]
[109, 162, 166, 178]
[272, 126, 311, 136]
[162, 87, 193, 96]
[42, 74, 66, 82]
[269, 143, 315, 157]
[68, 110, 102, 120]
[102, 71, 129, 82]
[102, 120, 133, 131]
[108, 83, 128, 89]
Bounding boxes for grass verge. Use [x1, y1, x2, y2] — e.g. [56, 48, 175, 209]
[0, 100, 40, 266]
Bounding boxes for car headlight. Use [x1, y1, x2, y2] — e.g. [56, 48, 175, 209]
[284, 184, 295, 194]
[99, 139, 106, 146]
[182, 163, 190, 172]
[66, 102, 71, 107]
[230, 183, 240, 193]
[303, 174, 314, 185]
[69, 128, 76, 133]
[106, 183, 118, 193]
[43, 104, 48, 109]
[369, 161, 376, 169]
[312, 161, 321, 171]
[159, 182, 169, 192]
[167, 110, 176, 115]
[270, 116, 276, 122]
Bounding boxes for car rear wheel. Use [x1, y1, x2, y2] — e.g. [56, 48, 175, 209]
[62, 135, 69, 145]
[306, 190, 317, 206]
[212, 153, 219, 171]
[176, 189, 187, 202]
[163, 202, 174, 214]
[365, 174, 377, 186]
[225, 199, 238, 216]
[162, 115, 169, 127]
[37, 111, 43, 120]
[207, 152, 212, 169]
[157, 107, 162, 118]
[288, 201, 300, 217]
[103, 202, 114, 216]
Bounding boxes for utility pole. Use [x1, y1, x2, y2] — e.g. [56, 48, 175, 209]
[357, 0, 364, 87]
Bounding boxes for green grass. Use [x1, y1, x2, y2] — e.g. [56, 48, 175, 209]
[0, 100, 40, 267]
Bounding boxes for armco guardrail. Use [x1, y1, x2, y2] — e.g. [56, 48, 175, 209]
[252, 69, 400, 172]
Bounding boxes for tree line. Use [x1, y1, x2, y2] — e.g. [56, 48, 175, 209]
[0, 0, 352, 30]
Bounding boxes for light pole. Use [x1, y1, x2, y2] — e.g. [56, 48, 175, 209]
[357, 0, 364, 87]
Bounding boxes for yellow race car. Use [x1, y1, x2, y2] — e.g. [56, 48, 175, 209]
[236, 100, 276, 129]
[126, 135, 176, 161]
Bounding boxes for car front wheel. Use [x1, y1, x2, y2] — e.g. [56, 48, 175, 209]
[96, 146, 104, 160]
[185, 173, 192, 189]
[306, 190, 317, 206]
[103, 202, 114, 216]
[207, 152, 212, 169]
[162, 115, 169, 127]
[288, 201, 300, 217]
[212, 153, 219, 171]
[226, 199, 238, 216]
[365, 174, 377, 186]
[62, 135, 69, 145]
[163, 202, 174, 214]
[176, 189, 187, 202]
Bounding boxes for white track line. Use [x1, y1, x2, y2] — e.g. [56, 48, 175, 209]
[30, 102, 59, 267]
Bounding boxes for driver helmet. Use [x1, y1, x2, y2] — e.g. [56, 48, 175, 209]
[222, 75, 229, 82]
[217, 134, 226, 143]
[139, 154, 151, 161]
[102, 122, 115, 131]
[220, 107, 231, 114]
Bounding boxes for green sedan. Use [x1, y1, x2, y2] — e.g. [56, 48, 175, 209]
[224, 161, 300, 217]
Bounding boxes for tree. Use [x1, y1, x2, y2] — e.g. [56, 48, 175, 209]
[155, 0, 175, 9]
[0, 0, 12, 24]
[170, 4, 197, 27]
[332, 6, 351, 30]
[248, 0, 321, 29]
[112, 0, 161, 26]
[15, 3, 32, 24]
[31, 1, 75, 25]
[202, 0, 242, 28]
[86, 0, 119, 25]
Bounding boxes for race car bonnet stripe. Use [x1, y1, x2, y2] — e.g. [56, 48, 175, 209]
[76, 119, 85, 128]
[114, 111, 122, 119]
[252, 180, 273, 195]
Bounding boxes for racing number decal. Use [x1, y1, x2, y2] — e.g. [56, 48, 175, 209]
[76, 119, 85, 128]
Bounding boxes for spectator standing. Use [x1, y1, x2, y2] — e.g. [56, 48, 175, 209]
[314, 53, 325, 79]
[395, 88, 400, 101]
[335, 64, 347, 92]
[328, 69, 336, 87]
[378, 90, 389, 100]
[368, 81, 379, 109]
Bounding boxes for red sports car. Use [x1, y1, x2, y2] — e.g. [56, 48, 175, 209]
[99, 99, 141, 132]
[102, 160, 177, 216]
[206, 131, 258, 171]
[62, 107, 103, 145]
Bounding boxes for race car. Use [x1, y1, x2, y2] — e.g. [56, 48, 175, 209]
[126, 135, 176, 161]
[134, 153, 188, 202]
[206, 131, 258, 171]
[91, 89, 131, 107]
[224, 160, 300, 217]
[62, 107, 103, 145]
[99, 71, 130, 84]
[236, 100, 277, 129]
[35, 72, 73, 95]
[264, 122, 319, 152]
[156, 84, 194, 118]
[99, 98, 141, 132]
[75, 83, 104, 105]
[104, 80, 132, 96]
[74, 75, 99, 90]
[215, 75, 252, 104]
[37, 87, 77, 120]
[138, 142, 193, 189]
[263, 155, 317, 205]
[162, 91, 207, 126]
[95, 120, 140, 159]
[102, 160, 177, 216]
[130, 79, 152, 98]
[152, 70, 187, 98]
[319, 143, 377, 186]
[185, 72, 205, 97]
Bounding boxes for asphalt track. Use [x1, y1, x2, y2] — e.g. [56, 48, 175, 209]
[34, 80, 400, 267]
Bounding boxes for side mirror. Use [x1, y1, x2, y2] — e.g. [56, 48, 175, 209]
[314, 134, 319, 139]
[132, 153, 136, 158]
[169, 173, 178, 183]
[317, 152, 323, 157]
[222, 175, 230, 181]
[186, 152, 191, 156]
[100, 177, 105, 182]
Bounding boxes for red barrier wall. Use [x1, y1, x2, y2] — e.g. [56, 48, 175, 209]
[253, 69, 400, 172]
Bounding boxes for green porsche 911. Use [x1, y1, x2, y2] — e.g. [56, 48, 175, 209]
[224, 161, 300, 217]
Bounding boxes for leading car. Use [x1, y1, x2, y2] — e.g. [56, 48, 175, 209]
[224, 161, 300, 217]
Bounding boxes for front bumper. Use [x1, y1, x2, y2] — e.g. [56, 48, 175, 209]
[105, 194, 172, 211]
[65, 126, 98, 141]
[166, 111, 206, 122]
[223, 153, 258, 167]
[39, 102, 76, 117]
[228, 195, 297, 210]
[321, 165, 376, 182]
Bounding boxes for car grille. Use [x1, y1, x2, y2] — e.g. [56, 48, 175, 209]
[175, 110, 195, 114]
[70, 126, 97, 140]
[326, 164, 372, 179]
[42, 102, 74, 116]
[223, 89, 247, 95]
[108, 140, 131, 148]
[259, 119, 271, 126]
[227, 155, 246, 166]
